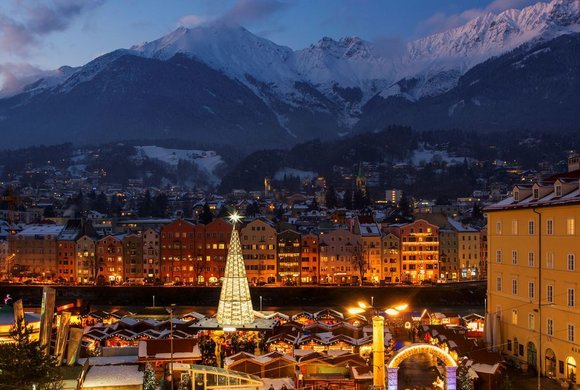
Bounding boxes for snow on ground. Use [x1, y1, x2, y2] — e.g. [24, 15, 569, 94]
[83, 365, 143, 387]
[411, 145, 472, 167]
[274, 167, 318, 181]
[135, 145, 224, 185]
[68, 164, 87, 176]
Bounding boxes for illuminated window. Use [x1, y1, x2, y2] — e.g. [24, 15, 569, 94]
[512, 309, 518, 325]
[567, 218, 575, 235]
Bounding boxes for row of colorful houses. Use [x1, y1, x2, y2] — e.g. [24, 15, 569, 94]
[2, 213, 486, 285]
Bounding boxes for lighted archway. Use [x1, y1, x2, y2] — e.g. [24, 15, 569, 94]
[388, 343, 457, 368]
[387, 343, 457, 390]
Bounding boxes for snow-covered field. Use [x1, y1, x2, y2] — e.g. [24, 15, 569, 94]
[135, 145, 224, 185]
[411, 145, 472, 167]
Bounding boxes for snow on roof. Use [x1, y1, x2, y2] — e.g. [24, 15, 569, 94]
[119, 317, 140, 326]
[83, 365, 143, 388]
[447, 218, 477, 232]
[78, 356, 139, 366]
[486, 187, 580, 211]
[18, 224, 64, 237]
[471, 362, 501, 375]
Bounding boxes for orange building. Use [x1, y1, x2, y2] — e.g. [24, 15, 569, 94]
[319, 229, 360, 285]
[388, 219, 440, 282]
[57, 220, 84, 283]
[96, 235, 124, 284]
[57, 240, 76, 283]
[301, 233, 319, 285]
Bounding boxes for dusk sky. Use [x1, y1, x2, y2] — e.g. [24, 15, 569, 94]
[0, 0, 541, 86]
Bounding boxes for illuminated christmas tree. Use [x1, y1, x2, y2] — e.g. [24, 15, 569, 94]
[216, 212, 254, 327]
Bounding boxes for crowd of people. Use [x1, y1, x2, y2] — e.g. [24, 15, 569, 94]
[198, 330, 265, 367]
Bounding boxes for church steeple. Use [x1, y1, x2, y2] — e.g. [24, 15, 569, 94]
[355, 162, 367, 195]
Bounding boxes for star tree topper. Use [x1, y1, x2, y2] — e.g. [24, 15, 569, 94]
[228, 210, 243, 226]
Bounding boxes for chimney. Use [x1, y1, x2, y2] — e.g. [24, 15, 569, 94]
[568, 155, 580, 172]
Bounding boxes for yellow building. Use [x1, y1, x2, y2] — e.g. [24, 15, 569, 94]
[240, 218, 277, 285]
[486, 169, 580, 385]
[447, 218, 481, 280]
[352, 216, 382, 284]
[381, 232, 401, 283]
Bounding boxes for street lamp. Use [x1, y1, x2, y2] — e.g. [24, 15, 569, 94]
[165, 304, 176, 390]
[348, 301, 408, 390]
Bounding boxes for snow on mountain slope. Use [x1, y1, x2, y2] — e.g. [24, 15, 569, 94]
[3, 0, 579, 126]
[128, 0, 580, 103]
[131, 24, 296, 90]
[294, 37, 393, 89]
[383, 0, 580, 99]
[407, 0, 579, 70]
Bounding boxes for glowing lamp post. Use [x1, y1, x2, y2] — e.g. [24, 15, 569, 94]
[166, 304, 176, 390]
[349, 301, 408, 390]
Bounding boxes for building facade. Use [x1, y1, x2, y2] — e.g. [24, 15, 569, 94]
[390, 219, 440, 282]
[8, 224, 63, 280]
[204, 218, 232, 285]
[96, 235, 124, 284]
[123, 233, 143, 283]
[486, 173, 580, 385]
[160, 219, 196, 284]
[142, 228, 160, 282]
[300, 233, 319, 284]
[277, 229, 301, 285]
[319, 229, 360, 285]
[352, 216, 382, 284]
[76, 235, 96, 284]
[240, 218, 277, 285]
[381, 232, 401, 284]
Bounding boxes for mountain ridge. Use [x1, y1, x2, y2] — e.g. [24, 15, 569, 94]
[0, 0, 578, 149]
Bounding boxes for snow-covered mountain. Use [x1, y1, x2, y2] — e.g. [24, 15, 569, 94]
[0, 0, 578, 149]
[126, 0, 580, 103]
[388, 0, 580, 99]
